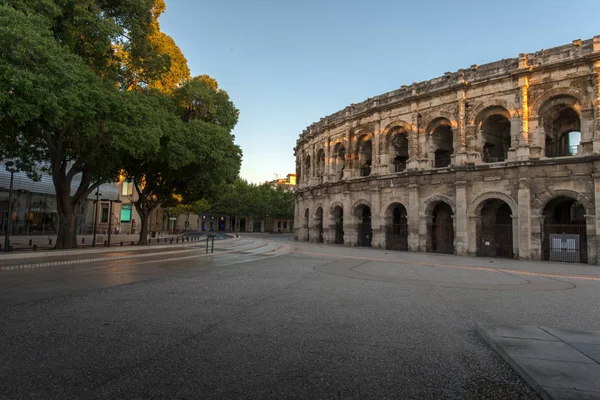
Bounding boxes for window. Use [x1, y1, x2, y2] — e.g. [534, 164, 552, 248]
[120, 204, 132, 223]
[100, 203, 109, 223]
[121, 180, 133, 196]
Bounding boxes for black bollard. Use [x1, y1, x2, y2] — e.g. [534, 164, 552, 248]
[131, 241, 134, 246]
[49, 239, 52, 245]
[176, 237, 179, 243]
[29, 239, 33, 246]
[33, 244, 37, 251]
[82, 238, 85, 244]
[104, 240, 107, 247]
[120, 241, 123, 246]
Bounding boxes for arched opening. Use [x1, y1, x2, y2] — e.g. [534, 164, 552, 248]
[476, 199, 513, 258]
[427, 202, 454, 254]
[358, 138, 372, 177]
[389, 129, 409, 172]
[428, 118, 454, 168]
[316, 149, 325, 180]
[315, 207, 324, 243]
[385, 203, 408, 251]
[541, 196, 587, 263]
[332, 205, 344, 244]
[304, 208, 310, 241]
[304, 155, 311, 182]
[481, 114, 511, 162]
[333, 143, 345, 180]
[355, 204, 372, 247]
[541, 102, 581, 157]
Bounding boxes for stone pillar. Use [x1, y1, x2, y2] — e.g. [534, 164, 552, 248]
[465, 124, 480, 164]
[454, 181, 468, 255]
[371, 189, 383, 248]
[453, 91, 468, 165]
[371, 117, 382, 176]
[518, 178, 532, 260]
[466, 215, 478, 256]
[408, 183, 420, 251]
[342, 194, 354, 246]
[507, 117, 521, 161]
[593, 173, 600, 263]
[592, 53, 600, 154]
[517, 71, 532, 159]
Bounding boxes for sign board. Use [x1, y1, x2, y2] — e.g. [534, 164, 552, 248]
[169, 217, 177, 221]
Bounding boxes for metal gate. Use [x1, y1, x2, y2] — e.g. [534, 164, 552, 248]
[428, 223, 454, 254]
[334, 221, 344, 244]
[477, 224, 513, 258]
[543, 224, 587, 263]
[386, 223, 408, 251]
[357, 222, 372, 247]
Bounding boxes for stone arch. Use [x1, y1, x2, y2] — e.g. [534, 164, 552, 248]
[421, 110, 458, 132]
[381, 120, 414, 147]
[467, 192, 518, 218]
[531, 87, 588, 118]
[382, 199, 409, 218]
[419, 195, 456, 217]
[329, 201, 344, 215]
[472, 105, 513, 127]
[313, 203, 324, 219]
[355, 131, 374, 151]
[532, 189, 594, 218]
[467, 99, 518, 124]
[352, 199, 372, 215]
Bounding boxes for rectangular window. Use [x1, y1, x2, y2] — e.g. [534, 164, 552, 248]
[120, 204, 132, 223]
[121, 181, 133, 196]
[100, 203, 109, 223]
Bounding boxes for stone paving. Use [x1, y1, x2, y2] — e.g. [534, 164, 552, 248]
[1, 239, 599, 398]
[476, 324, 600, 399]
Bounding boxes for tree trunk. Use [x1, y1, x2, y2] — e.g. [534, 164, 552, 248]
[55, 181, 77, 249]
[137, 208, 150, 245]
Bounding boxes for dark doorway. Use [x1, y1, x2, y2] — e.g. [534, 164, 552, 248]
[316, 207, 324, 243]
[357, 205, 372, 247]
[542, 197, 587, 263]
[386, 204, 408, 251]
[427, 202, 454, 254]
[333, 206, 344, 244]
[476, 200, 513, 258]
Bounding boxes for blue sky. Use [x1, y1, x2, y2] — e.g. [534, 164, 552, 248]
[160, 0, 600, 183]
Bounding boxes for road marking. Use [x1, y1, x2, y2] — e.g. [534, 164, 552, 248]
[294, 250, 600, 282]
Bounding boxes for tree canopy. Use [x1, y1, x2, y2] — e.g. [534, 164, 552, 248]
[0, 0, 242, 248]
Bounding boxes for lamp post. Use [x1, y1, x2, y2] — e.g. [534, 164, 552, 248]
[107, 199, 122, 247]
[4, 160, 22, 252]
[92, 191, 102, 247]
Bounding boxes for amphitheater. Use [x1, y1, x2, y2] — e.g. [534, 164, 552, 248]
[294, 36, 600, 264]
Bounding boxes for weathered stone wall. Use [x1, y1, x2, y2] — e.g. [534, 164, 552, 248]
[294, 36, 600, 264]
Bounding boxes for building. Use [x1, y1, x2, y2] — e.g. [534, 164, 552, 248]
[294, 36, 600, 264]
[267, 174, 297, 192]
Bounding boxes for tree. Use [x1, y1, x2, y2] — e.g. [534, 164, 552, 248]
[0, 0, 167, 249]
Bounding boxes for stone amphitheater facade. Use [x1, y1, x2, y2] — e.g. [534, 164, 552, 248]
[294, 36, 600, 264]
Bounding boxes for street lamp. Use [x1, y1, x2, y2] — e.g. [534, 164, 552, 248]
[92, 191, 102, 247]
[107, 199, 122, 247]
[4, 160, 22, 252]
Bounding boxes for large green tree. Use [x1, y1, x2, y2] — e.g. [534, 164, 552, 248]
[0, 0, 167, 248]
[123, 77, 242, 245]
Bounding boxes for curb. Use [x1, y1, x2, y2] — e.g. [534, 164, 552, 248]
[475, 323, 550, 399]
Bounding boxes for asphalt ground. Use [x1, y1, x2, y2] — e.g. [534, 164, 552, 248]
[2, 236, 599, 399]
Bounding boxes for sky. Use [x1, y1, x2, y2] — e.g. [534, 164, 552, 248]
[159, 0, 600, 184]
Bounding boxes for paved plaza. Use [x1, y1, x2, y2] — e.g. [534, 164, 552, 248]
[1, 234, 600, 399]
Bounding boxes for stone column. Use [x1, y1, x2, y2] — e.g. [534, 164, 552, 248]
[407, 183, 420, 251]
[371, 116, 382, 176]
[453, 91, 468, 165]
[592, 54, 600, 153]
[342, 194, 354, 246]
[342, 130, 353, 180]
[454, 181, 468, 255]
[407, 107, 422, 170]
[371, 189, 383, 248]
[507, 118, 521, 161]
[466, 215, 478, 256]
[518, 177, 532, 260]
[593, 173, 600, 263]
[517, 71, 532, 159]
